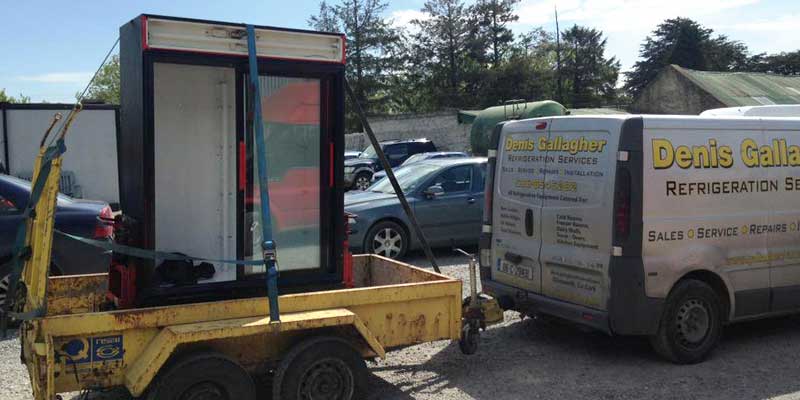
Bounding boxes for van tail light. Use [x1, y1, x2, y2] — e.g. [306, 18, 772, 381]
[479, 156, 496, 278]
[614, 168, 631, 240]
[94, 206, 115, 239]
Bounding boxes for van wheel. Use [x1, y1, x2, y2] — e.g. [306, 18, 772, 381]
[365, 221, 408, 259]
[649, 279, 722, 364]
[146, 352, 256, 400]
[273, 336, 367, 400]
[354, 172, 373, 191]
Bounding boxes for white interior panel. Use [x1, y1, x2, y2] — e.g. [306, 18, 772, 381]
[153, 63, 237, 282]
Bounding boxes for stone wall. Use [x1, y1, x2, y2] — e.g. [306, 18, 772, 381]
[630, 66, 725, 115]
[345, 111, 472, 153]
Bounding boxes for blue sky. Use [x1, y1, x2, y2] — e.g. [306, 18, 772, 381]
[1, 0, 797, 103]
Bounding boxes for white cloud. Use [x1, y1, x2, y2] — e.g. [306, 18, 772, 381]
[516, 0, 760, 32]
[724, 14, 800, 32]
[17, 72, 93, 84]
[390, 9, 430, 30]
[512, 0, 763, 70]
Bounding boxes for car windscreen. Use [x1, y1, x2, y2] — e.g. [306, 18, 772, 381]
[401, 153, 426, 166]
[369, 164, 441, 194]
[359, 144, 378, 158]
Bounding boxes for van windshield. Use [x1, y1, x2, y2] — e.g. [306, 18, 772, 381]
[370, 164, 440, 194]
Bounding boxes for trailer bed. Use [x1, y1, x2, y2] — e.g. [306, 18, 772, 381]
[22, 254, 462, 398]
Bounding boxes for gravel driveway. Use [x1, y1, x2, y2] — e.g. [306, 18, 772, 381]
[4, 249, 800, 399]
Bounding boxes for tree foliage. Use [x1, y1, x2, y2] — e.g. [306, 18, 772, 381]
[560, 25, 620, 108]
[0, 88, 31, 103]
[80, 54, 120, 104]
[624, 18, 749, 96]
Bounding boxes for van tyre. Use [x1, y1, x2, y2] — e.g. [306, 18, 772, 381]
[354, 172, 372, 191]
[650, 279, 723, 364]
[365, 221, 408, 259]
[273, 336, 367, 400]
[145, 351, 256, 400]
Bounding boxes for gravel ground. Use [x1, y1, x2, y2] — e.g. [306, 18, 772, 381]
[5, 248, 800, 399]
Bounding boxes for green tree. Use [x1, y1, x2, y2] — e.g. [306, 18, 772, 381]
[0, 88, 31, 103]
[79, 54, 120, 103]
[309, 0, 400, 129]
[748, 50, 800, 75]
[475, 28, 557, 108]
[468, 0, 520, 68]
[624, 18, 749, 96]
[410, 0, 473, 108]
[560, 25, 620, 108]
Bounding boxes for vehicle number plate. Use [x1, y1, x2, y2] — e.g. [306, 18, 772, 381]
[498, 261, 533, 280]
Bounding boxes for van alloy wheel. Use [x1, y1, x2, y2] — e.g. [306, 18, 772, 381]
[373, 228, 403, 258]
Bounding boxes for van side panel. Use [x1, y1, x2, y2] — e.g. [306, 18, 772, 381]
[642, 117, 771, 318]
[763, 121, 800, 312]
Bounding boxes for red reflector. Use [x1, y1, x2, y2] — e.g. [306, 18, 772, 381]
[94, 206, 115, 239]
[582, 313, 594, 321]
[536, 122, 547, 130]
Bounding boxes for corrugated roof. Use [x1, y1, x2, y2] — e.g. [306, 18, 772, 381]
[673, 65, 800, 107]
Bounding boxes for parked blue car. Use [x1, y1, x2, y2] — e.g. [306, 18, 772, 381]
[371, 151, 469, 183]
[345, 157, 486, 259]
[0, 174, 114, 314]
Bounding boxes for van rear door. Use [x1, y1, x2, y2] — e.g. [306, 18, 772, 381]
[538, 117, 621, 310]
[490, 119, 552, 294]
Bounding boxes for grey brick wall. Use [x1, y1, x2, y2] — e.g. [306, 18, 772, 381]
[345, 111, 472, 153]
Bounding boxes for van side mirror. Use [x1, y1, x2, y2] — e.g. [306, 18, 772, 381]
[424, 185, 444, 199]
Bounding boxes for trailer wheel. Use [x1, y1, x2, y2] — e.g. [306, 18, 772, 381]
[273, 336, 367, 400]
[649, 279, 723, 364]
[146, 352, 256, 400]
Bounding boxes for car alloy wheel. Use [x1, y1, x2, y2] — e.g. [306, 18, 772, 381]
[372, 227, 403, 258]
[354, 173, 372, 191]
[0, 275, 8, 316]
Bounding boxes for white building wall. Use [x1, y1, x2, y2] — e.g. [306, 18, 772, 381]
[3, 106, 119, 204]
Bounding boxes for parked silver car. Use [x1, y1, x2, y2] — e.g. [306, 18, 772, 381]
[345, 157, 486, 259]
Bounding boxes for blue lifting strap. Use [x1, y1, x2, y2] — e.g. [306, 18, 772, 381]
[246, 24, 280, 323]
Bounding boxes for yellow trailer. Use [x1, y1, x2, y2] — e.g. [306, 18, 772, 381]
[22, 255, 463, 399]
[12, 56, 502, 398]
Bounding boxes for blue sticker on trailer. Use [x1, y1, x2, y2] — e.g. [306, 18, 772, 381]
[92, 336, 123, 362]
[64, 335, 123, 364]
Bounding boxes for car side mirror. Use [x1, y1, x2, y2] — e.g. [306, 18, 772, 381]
[424, 185, 444, 199]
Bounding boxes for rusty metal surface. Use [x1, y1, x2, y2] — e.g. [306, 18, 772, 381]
[28, 255, 462, 399]
[45, 274, 107, 316]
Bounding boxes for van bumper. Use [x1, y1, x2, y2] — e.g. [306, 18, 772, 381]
[481, 279, 612, 334]
[482, 279, 664, 336]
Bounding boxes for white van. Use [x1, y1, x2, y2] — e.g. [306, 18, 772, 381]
[701, 105, 800, 117]
[480, 115, 800, 363]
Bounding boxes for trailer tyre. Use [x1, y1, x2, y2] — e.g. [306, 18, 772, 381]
[146, 352, 256, 400]
[273, 336, 367, 400]
[649, 279, 723, 364]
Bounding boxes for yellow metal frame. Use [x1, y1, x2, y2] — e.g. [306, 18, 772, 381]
[23, 255, 462, 399]
[17, 108, 465, 400]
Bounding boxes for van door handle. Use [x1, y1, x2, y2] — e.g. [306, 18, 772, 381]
[504, 251, 523, 264]
[467, 197, 476, 204]
[525, 209, 534, 237]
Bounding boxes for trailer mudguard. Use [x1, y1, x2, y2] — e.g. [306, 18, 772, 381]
[124, 308, 385, 397]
